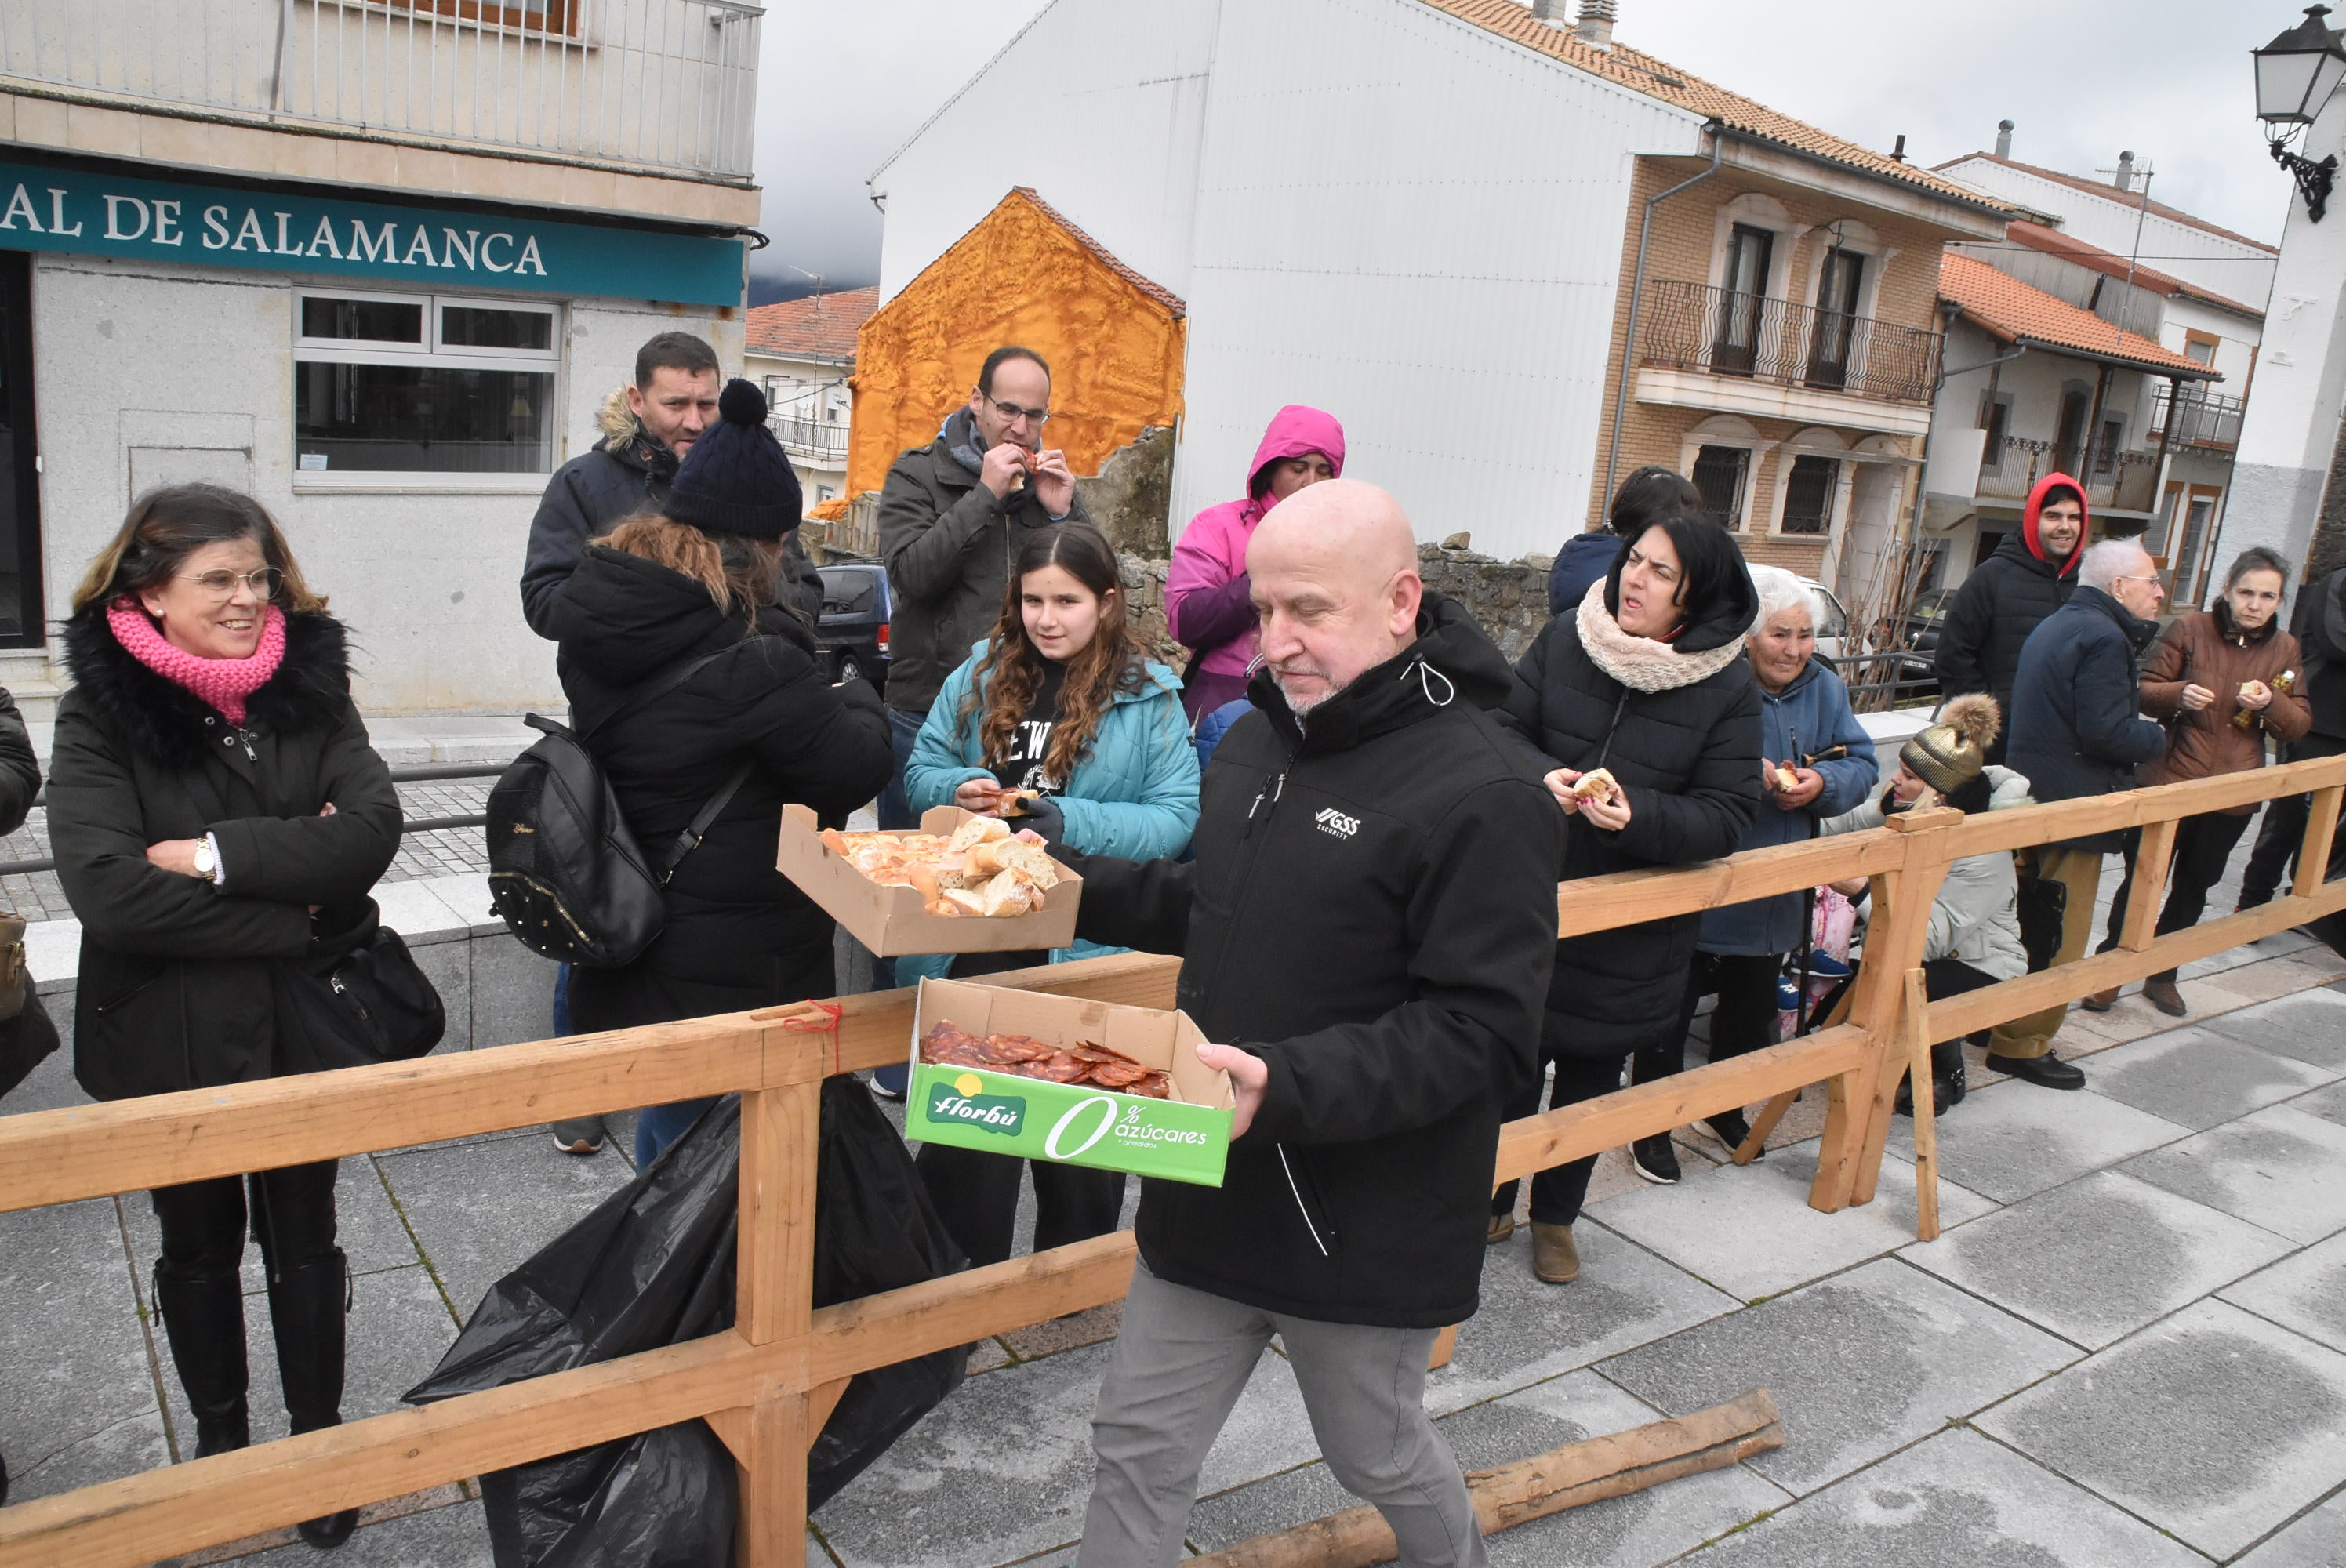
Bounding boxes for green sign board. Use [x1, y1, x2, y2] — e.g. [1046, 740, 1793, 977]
[0, 159, 743, 307]
[908, 1064, 1232, 1187]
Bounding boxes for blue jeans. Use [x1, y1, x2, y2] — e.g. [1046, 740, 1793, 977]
[870, 706, 928, 1096]
[635, 1098, 716, 1167]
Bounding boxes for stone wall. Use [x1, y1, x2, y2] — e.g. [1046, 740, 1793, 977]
[1077, 424, 1175, 557]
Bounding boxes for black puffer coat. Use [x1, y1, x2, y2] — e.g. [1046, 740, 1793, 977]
[552, 546, 895, 1032]
[50, 606, 401, 1102]
[0, 685, 39, 836]
[1933, 475, 2083, 743]
[1054, 595, 1560, 1329]
[2006, 586, 2166, 855]
[1498, 573, 1763, 1058]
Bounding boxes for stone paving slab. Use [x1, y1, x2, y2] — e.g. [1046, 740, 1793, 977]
[1683, 1425, 2210, 1567]
[2297, 1078, 2346, 1128]
[2201, 986, 2346, 1071]
[2122, 1103, 2346, 1244]
[1186, 1370, 1786, 1566]
[2220, 1231, 2346, 1356]
[1429, 1223, 1739, 1414]
[0, 1196, 169, 1504]
[1588, 1141, 1996, 1304]
[220, 1494, 496, 1568]
[1900, 1168, 2297, 1350]
[2235, 1490, 2346, 1567]
[374, 1132, 637, 1326]
[1596, 1257, 2076, 1497]
[1978, 1297, 2346, 1561]
[2079, 1022, 2337, 1132]
[1880, 1074, 2192, 1205]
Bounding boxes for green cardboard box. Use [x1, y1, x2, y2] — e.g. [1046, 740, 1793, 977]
[906, 978, 1234, 1187]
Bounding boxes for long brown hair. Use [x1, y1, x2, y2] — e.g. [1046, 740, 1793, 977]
[961, 527, 1143, 784]
[72, 484, 329, 615]
[595, 514, 783, 619]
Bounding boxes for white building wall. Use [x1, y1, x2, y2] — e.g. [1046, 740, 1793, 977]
[1172, 0, 1701, 559]
[1937, 155, 2277, 313]
[31, 252, 739, 712]
[869, 0, 1223, 305]
[2157, 295, 2261, 388]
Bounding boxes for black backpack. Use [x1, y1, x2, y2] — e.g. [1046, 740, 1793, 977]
[487, 652, 753, 968]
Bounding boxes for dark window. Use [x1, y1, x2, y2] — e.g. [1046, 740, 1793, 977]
[1692, 444, 1751, 529]
[294, 362, 554, 474]
[1807, 247, 1865, 389]
[1712, 224, 1775, 376]
[300, 297, 423, 343]
[2093, 419, 2124, 476]
[1980, 395, 2010, 454]
[1781, 454, 1839, 534]
[441, 304, 554, 351]
[0, 253, 42, 646]
[2054, 389, 2090, 477]
[819, 570, 877, 616]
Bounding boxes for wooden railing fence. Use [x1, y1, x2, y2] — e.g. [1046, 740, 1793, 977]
[1, 753, 2341, 1568]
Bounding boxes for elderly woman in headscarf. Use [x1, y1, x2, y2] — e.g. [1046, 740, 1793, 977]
[1627, 565, 1876, 1186]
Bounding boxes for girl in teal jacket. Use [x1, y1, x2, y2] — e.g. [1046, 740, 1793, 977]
[902, 524, 1200, 1265]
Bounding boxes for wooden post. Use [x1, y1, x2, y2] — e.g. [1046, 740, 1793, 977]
[1428, 1324, 1459, 1371]
[1901, 968, 1941, 1242]
[732, 1067, 823, 1568]
[2300, 783, 2344, 897]
[1827, 809, 1957, 1213]
[2117, 816, 2179, 952]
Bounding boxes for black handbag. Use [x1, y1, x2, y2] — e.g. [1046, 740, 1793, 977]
[273, 898, 446, 1074]
[0, 910, 60, 1101]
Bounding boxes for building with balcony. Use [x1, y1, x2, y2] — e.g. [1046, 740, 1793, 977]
[0, 0, 763, 714]
[1923, 252, 2228, 604]
[744, 285, 875, 510]
[860, 0, 2009, 615]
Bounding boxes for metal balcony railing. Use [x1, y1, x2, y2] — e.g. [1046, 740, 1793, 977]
[1639, 279, 1943, 405]
[1977, 435, 2163, 513]
[772, 413, 848, 465]
[2148, 385, 2245, 450]
[0, 0, 761, 180]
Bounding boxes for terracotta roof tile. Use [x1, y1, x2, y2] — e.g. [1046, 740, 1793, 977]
[1939, 252, 2221, 378]
[1011, 188, 1186, 316]
[1999, 221, 2262, 320]
[744, 285, 880, 361]
[1931, 153, 2279, 255]
[1418, 1, 1996, 207]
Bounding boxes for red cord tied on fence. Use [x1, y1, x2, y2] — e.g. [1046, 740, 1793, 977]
[759, 997, 847, 1076]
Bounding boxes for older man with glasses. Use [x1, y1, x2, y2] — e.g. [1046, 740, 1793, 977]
[1993, 538, 2169, 1088]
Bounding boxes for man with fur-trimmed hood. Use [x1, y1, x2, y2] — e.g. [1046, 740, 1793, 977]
[519, 330, 819, 638]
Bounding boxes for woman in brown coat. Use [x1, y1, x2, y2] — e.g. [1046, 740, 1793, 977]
[2087, 546, 2311, 1015]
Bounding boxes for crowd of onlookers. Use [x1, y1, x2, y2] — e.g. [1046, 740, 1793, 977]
[5, 323, 2342, 1565]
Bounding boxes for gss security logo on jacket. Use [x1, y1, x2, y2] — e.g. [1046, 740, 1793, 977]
[1314, 807, 1360, 840]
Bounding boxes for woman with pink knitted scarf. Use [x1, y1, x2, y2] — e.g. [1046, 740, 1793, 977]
[49, 483, 401, 1551]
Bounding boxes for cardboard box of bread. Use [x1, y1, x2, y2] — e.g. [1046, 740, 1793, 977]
[906, 978, 1235, 1185]
[775, 804, 1083, 957]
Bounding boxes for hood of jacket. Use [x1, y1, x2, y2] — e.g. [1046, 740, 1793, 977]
[2018, 473, 2085, 576]
[1246, 590, 1510, 756]
[2211, 596, 2284, 647]
[1244, 405, 1346, 506]
[596, 385, 679, 480]
[1984, 764, 2034, 811]
[60, 601, 356, 771]
[550, 544, 809, 685]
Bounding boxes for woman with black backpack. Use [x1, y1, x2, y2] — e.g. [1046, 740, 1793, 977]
[49, 483, 403, 1548]
[551, 379, 895, 1166]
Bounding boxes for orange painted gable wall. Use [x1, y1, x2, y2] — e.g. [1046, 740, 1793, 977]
[844, 190, 1186, 499]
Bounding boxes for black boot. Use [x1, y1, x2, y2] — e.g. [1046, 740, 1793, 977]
[269, 1249, 358, 1549]
[152, 1259, 250, 1458]
[1932, 1037, 1966, 1112]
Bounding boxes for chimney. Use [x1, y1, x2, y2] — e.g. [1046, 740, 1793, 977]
[1575, 0, 1617, 49]
[1994, 118, 2014, 158]
[1529, 0, 1563, 21]
[2115, 150, 2135, 192]
[1890, 134, 1908, 164]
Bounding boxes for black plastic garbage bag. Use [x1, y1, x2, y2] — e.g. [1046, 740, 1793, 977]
[405, 1080, 967, 1564]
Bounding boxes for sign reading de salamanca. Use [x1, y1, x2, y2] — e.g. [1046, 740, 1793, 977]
[0, 162, 746, 307]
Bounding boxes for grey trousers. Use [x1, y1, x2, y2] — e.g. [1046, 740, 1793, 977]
[1077, 1262, 1487, 1567]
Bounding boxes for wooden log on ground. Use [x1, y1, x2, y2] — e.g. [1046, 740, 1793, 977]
[1187, 1388, 1783, 1568]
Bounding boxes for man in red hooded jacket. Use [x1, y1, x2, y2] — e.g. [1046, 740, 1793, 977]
[1934, 475, 2086, 761]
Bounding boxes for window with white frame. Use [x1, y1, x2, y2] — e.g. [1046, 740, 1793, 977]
[293, 291, 560, 474]
[1692, 445, 1752, 531]
[1781, 454, 1840, 534]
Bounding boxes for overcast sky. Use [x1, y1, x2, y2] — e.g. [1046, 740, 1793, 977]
[750, 0, 2302, 299]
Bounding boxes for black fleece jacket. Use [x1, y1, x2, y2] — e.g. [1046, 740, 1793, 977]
[1051, 593, 1560, 1329]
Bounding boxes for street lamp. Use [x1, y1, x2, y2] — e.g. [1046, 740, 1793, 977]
[2254, 5, 2346, 220]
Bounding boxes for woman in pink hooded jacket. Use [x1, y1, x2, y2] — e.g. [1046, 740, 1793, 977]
[1165, 405, 1346, 720]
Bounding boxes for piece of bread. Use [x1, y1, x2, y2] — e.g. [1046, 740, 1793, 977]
[965, 837, 1061, 889]
[1773, 765, 1799, 793]
[940, 888, 988, 916]
[977, 867, 1037, 917]
[999, 789, 1041, 816]
[818, 827, 851, 858]
[947, 815, 1012, 854]
[1570, 768, 1620, 804]
[906, 854, 981, 902]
